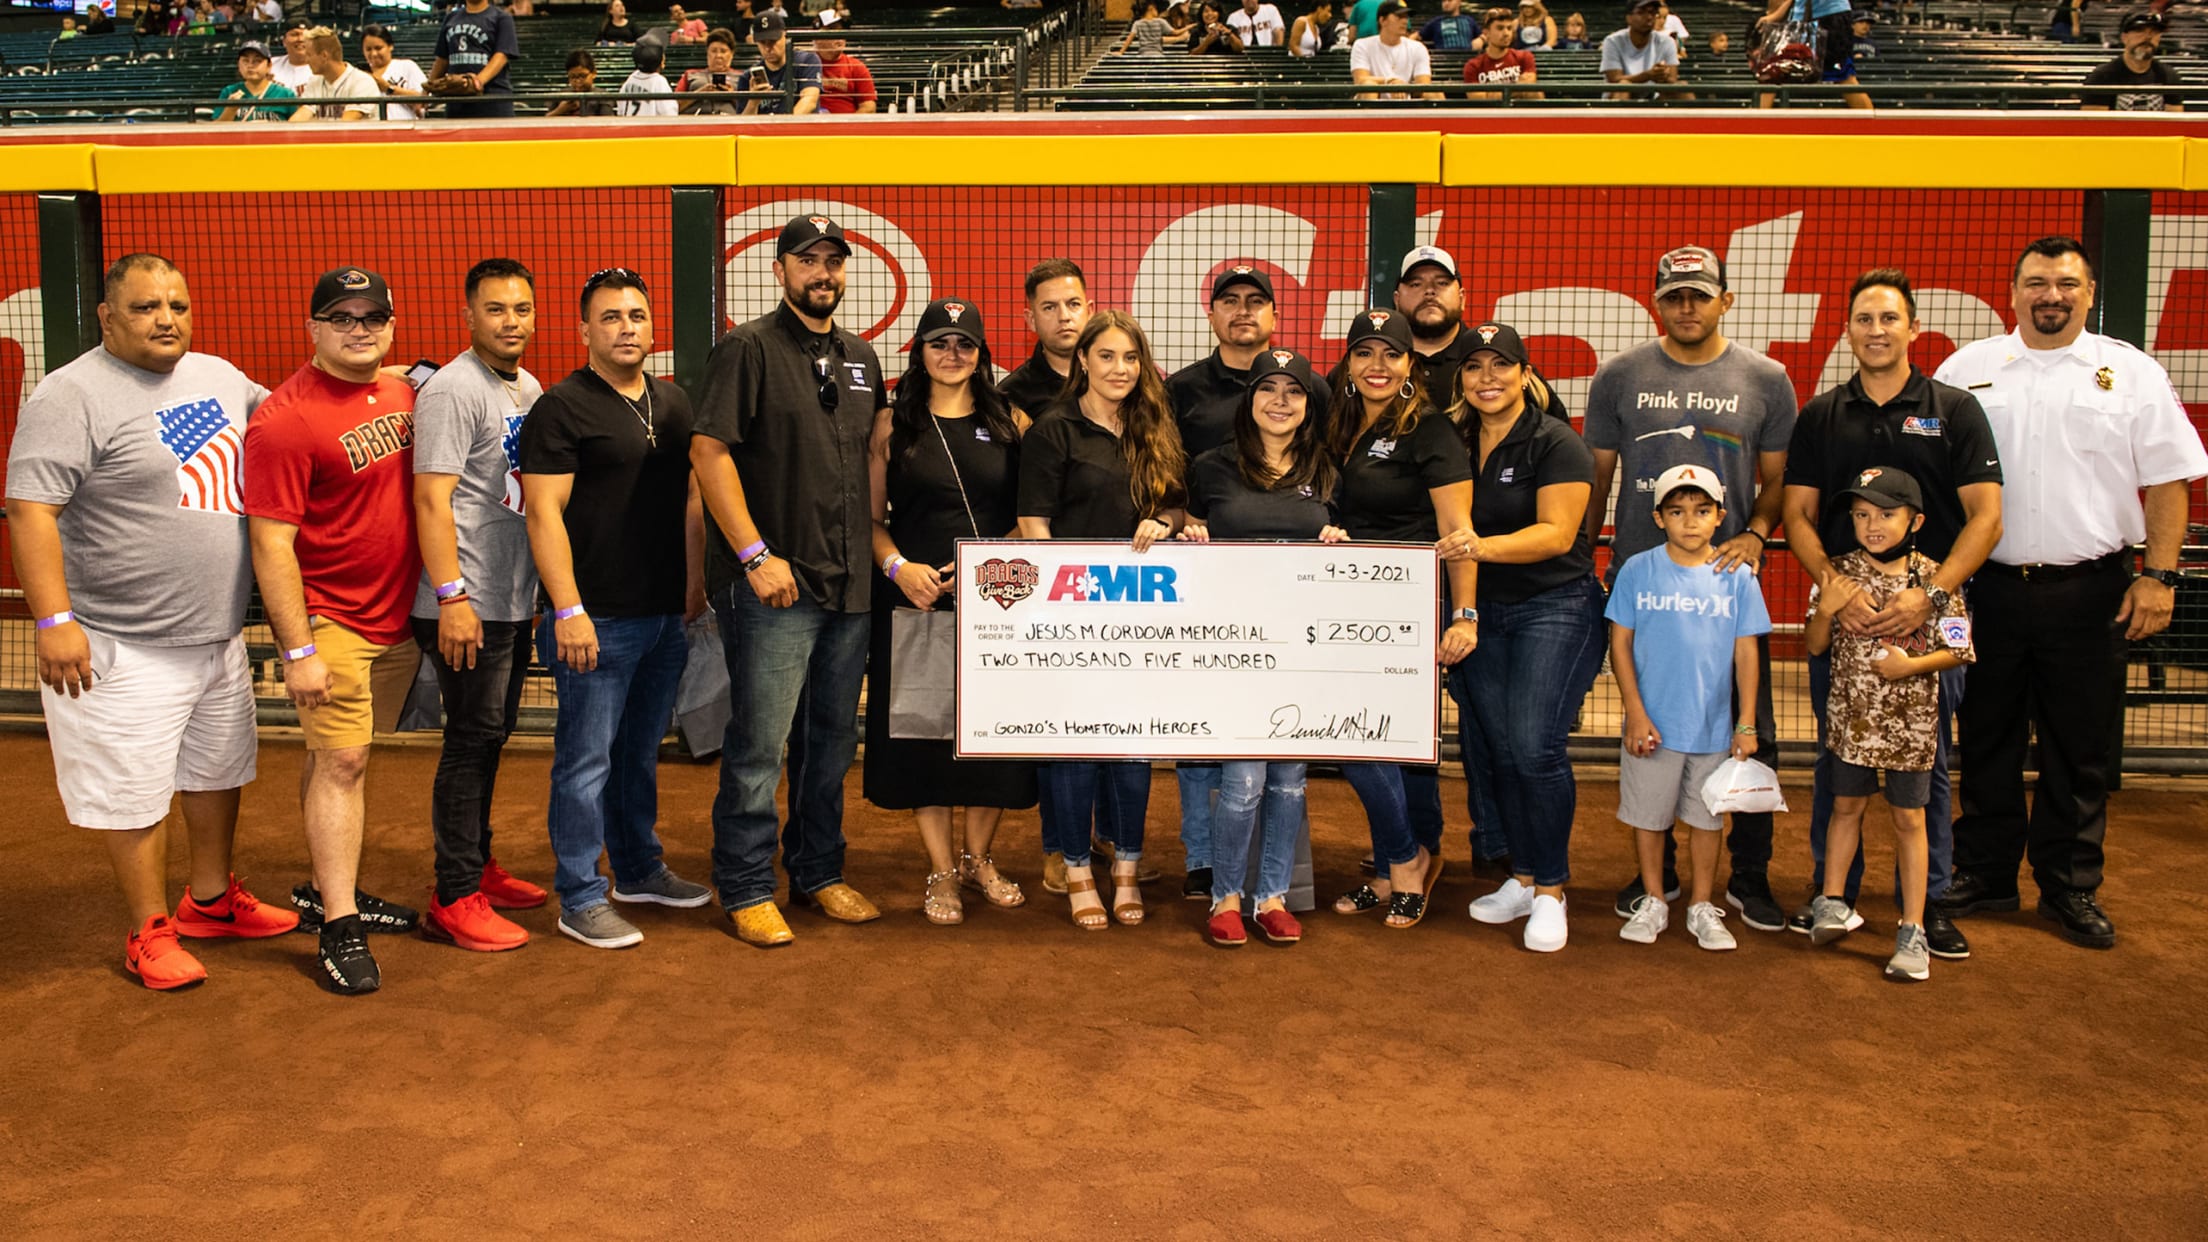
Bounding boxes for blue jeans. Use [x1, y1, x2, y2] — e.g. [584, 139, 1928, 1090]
[1176, 762, 1220, 870]
[540, 613, 687, 911]
[710, 583, 871, 911]
[1041, 761, 1149, 867]
[1808, 651, 1960, 905]
[1210, 761, 1304, 903]
[1341, 762, 1421, 870]
[1452, 576, 1608, 888]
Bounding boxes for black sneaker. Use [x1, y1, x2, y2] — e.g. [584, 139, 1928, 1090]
[317, 917, 381, 995]
[1182, 867, 1213, 901]
[1924, 908, 1971, 960]
[1614, 873, 1681, 918]
[291, 883, 421, 935]
[1724, 873, 1785, 932]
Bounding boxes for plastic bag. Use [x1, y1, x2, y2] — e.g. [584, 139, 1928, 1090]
[1750, 19, 1821, 85]
[1701, 756, 1789, 816]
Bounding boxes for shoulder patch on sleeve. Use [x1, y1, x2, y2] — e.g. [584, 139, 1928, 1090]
[1940, 615, 1972, 649]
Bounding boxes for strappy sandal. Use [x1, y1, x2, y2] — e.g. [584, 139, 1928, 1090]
[1065, 871, 1108, 931]
[1385, 889, 1429, 929]
[960, 851, 1026, 909]
[1110, 860, 1145, 925]
[1334, 883, 1384, 915]
[923, 870, 963, 926]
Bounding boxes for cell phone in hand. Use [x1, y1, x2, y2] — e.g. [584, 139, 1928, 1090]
[405, 358, 440, 389]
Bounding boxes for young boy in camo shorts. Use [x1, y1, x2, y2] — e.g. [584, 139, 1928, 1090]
[1804, 466, 1975, 982]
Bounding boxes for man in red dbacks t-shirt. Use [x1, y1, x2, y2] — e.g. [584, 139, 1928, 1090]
[1463, 6, 1540, 98]
[811, 13, 877, 113]
[244, 265, 422, 995]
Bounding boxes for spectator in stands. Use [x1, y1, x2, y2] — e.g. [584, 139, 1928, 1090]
[1348, 0, 1381, 38]
[362, 25, 427, 121]
[509, 0, 538, 16]
[1758, 0, 1867, 109]
[1517, 0, 1558, 47]
[58, 15, 80, 40]
[1706, 29, 1729, 56]
[597, 0, 640, 44]
[2084, 11, 2182, 111]
[271, 20, 316, 92]
[2049, 0, 2085, 43]
[1189, 2, 1247, 52]
[219, 41, 295, 121]
[1229, 0, 1289, 46]
[1419, 0, 1480, 51]
[1656, 0, 1686, 48]
[1353, 0, 1440, 97]
[1602, 0, 1682, 99]
[617, 36, 679, 115]
[670, 4, 709, 43]
[84, 3, 116, 36]
[679, 27, 747, 114]
[812, 14, 878, 113]
[1288, 1, 1337, 55]
[1850, 11, 1877, 60]
[728, 0, 761, 42]
[291, 26, 380, 123]
[185, 0, 218, 37]
[431, 0, 521, 118]
[132, 0, 166, 38]
[546, 47, 615, 116]
[1557, 10, 1591, 48]
[1465, 6, 1541, 97]
[745, 13, 824, 113]
[1120, 0, 1172, 54]
[1165, 0, 1197, 38]
[245, 0, 280, 35]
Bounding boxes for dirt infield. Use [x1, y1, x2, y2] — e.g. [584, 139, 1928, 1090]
[1, 731, 2203, 1238]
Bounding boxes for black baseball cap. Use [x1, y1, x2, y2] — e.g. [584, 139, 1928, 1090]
[237, 40, 271, 61]
[1345, 308, 1414, 354]
[311, 266, 392, 317]
[1377, 0, 1408, 16]
[1836, 465, 1924, 512]
[777, 212, 852, 257]
[1211, 264, 1275, 303]
[913, 297, 985, 346]
[1246, 347, 1318, 394]
[756, 11, 788, 41]
[1461, 321, 1528, 368]
[2121, 10, 2167, 31]
[1628, 0, 1662, 11]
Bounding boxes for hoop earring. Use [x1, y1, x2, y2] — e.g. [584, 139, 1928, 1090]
[1399, 381, 1414, 399]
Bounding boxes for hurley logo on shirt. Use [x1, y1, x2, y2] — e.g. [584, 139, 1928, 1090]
[1636, 590, 1734, 618]
[340, 411, 414, 473]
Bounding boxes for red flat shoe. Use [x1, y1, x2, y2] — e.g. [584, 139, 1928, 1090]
[1254, 907, 1302, 944]
[1207, 907, 1247, 947]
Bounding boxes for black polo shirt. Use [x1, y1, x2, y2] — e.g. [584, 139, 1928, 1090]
[1785, 367, 2002, 563]
[1000, 344, 1073, 419]
[1019, 403, 1185, 539]
[693, 302, 885, 611]
[1468, 407, 1596, 603]
[1167, 349, 1334, 462]
[1185, 444, 1334, 540]
[1415, 325, 1572, 422]
[516, 368, 696, 618]
[1335, 410, 1472, 542]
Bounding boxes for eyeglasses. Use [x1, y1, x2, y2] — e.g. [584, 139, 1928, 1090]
[582, 267, 648, 297]
[314, 311, 392, 332]
[815, 355, 839, 410]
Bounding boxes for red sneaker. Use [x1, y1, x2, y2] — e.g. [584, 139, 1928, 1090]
[479, 858, 548, 910]
[1207, 908, 1247, 947]
[1254, 907, 1303, 944]
[423, 892, 529, 952]
[126, 915, 208, 990]
[175, 875, 300, 939]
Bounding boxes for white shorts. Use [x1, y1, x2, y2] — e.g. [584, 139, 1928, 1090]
[1617, 745, 1724, 833]
[41, 630, 258, 830]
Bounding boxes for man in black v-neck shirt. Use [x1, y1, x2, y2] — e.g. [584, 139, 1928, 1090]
[1001, 258, 1091, 419]
[692, 213, 891, 948]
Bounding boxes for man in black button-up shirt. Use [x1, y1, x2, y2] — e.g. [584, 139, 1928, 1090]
[692, 213, 890, 948]
[1000, 258, 1091, 419]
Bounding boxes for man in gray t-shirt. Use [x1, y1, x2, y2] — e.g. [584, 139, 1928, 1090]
[5, 254, 298, 989]
[408, 258, 550, 948]
[1582, 244, 1797, 932]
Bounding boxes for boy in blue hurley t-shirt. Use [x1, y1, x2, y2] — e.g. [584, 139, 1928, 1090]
[1606, 465, 1773, 952]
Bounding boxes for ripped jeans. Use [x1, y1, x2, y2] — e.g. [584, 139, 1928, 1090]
[1209, 760, 1306, 905]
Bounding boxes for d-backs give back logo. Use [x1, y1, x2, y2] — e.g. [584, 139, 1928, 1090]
[973, 557, 1040, 610]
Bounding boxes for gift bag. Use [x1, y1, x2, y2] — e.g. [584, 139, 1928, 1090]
[1751, 16, 1821, 85]
[888, 607, 958, 740]
[673, 612, 730, 758]
[1701, 756, 1790, 816]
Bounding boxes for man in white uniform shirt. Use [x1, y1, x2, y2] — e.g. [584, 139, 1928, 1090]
[1932, 236, 2208, 949]
[270, 20, 316, 92]
[291, 26, 380, 122]
[1228, 0, 1288, 45]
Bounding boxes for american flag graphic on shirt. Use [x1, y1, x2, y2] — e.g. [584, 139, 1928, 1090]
[156, 396, 244, 515]
[500, 413, 526, 514]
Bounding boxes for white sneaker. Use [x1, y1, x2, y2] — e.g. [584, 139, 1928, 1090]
[1469, 877, 1535, 924]
[1620, 895, 1668, 944]
[1687, 901, 1737, 951]
[1524, 893, 1568, 952]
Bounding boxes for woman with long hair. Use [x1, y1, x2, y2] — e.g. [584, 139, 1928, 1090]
[1438, 322, 1607, 953]
[1288, 0, 1336, 56]
[1017, 311, 1188, 930]
[1176, 350, 1342, 946]
[1327, 310, 1478, 929]
[1516, 0, 1558, 48]
[865, 299, 1037, 926]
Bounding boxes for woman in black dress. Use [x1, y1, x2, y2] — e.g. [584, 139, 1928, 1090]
[864, 298, 1037, 926]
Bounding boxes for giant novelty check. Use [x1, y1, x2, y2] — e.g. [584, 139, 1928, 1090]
[953, 540, 1441, 763]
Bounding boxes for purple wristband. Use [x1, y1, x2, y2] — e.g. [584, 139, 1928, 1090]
[737, 540, 767, 562]
[554, 604, 587, 621]
[36, 610, 74, 630]
[435, 578, 466, 600]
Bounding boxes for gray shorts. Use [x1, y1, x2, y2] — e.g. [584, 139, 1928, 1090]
[1617, 745, 1724, 832]
[1831, 758, 1931, 809]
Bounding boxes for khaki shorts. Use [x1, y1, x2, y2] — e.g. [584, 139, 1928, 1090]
[296, 618, 418, 751]
[1617, 744, 1725, 833]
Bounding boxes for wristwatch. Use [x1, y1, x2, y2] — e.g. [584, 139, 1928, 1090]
[1453, 607, 1480, 624]
[1924, 584, 1953, 611]
[2141, 568, 2182, 589]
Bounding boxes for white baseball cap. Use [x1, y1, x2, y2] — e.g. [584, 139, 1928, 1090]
[1652, 463, 1725, 509]
[1396, 245, 1459, 284]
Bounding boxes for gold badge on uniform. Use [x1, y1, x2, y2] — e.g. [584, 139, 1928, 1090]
[2095, 366, 2115, 391]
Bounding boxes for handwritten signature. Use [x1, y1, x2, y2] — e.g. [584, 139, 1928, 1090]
[1266, 704, 1393, 741]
